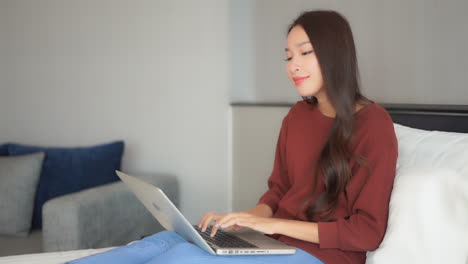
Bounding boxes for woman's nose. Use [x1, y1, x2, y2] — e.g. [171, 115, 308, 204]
[288, 61, 300, 74]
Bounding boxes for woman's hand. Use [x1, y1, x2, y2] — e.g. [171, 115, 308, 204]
[199, 211, 280, 237]
[199, 209, 320, 244]
[198, 212, 246, 235]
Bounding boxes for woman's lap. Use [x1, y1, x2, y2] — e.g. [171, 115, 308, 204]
[66, 231, 186, 264]
[66, 231, 324, 264]
[147, 240, 324, 264]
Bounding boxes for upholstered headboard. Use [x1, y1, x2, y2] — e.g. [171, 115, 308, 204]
[383, 104, 468, 133]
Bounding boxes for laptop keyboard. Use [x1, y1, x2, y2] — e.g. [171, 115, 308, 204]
[193, 225, 258, 248]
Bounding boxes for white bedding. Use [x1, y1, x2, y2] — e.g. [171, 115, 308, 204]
[0, 247, 115, 264]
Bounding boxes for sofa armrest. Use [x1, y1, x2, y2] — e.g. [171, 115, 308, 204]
[42, 173, 178, 252]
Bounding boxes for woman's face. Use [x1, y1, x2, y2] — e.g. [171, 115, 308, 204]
[285, 25, 324, 99]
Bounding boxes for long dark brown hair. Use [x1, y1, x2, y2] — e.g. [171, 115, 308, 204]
[289, 10, 369, 220]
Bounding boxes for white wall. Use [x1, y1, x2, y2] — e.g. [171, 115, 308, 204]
[0, 0, 230, 223]
[1, 0, 467, 225]
[231, 106, 289, 212]
[228, 0, 256, 102]
[233, 0, 468, 104]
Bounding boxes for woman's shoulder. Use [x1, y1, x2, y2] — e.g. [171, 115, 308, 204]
[284, 100, 313, 119]
[356, 102, 393, 125]
[291, 100, 311, 111]
[290, 99, 325, 115]
[355, 102, 397, 143]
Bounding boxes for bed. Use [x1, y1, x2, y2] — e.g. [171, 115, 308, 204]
[0, 103, 467, 264]
[0, 247, 115, 264]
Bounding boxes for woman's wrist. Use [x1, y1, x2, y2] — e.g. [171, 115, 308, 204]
[273, 219, 320, 244]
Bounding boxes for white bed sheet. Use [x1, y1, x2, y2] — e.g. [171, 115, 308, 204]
[0, 247, 115, 264]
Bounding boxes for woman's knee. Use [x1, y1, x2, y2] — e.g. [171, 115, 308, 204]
[142, 230, 185, 244]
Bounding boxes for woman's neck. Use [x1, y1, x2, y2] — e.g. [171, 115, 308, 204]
[316, 96, 368, 118]
[315, 94, 336, 118]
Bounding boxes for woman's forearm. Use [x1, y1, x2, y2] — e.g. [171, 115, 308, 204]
[246, 204, 273, 218]
[274, 219, 320, 244]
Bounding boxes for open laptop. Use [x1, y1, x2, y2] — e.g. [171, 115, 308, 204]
[115, 170, 296, 255]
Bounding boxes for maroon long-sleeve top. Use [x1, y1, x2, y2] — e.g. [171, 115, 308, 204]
[258, 100, 398, 264]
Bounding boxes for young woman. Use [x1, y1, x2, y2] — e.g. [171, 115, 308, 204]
[69, 10, 397, 264]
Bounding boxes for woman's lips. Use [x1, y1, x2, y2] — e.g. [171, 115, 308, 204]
[293, 76, 309, 85]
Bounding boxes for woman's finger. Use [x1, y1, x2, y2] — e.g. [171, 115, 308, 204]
[212, 213, 252, 237]
[200, 212, 219, 232]
[198, 212, 211, 230]
[204, 214, 219, 232]
[210, 213, 241, 237]
[220, 223, 244, 231]
[203, 212, 252, 237]
[210, 219, 233, 237]
[198, 212, 212, 228]
[214, 213, 236, 227]
[210, 214, 230, 237]
[217, 215, 241, 230]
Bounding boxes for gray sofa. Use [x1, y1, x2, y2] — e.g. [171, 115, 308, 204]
[0, 173, 178, 257]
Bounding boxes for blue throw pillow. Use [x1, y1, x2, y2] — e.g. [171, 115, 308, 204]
[0, 144, 10, 156]
[8, 141, 124, 229]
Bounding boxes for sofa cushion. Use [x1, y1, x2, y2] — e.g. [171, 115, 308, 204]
[8, 141, 124, 229]
[0, 144, 9, 156]
[0, 152, 45, 236]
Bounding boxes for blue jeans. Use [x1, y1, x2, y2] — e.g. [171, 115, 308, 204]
[66, 231, 324, 264]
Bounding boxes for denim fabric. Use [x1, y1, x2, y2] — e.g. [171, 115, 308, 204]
[67, 231, 324, 264]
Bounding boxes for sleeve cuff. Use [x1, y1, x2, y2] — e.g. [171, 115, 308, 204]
[318, 221, 340, 249]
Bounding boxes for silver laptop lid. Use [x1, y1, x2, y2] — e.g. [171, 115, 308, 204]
[115, 170, 215, 254]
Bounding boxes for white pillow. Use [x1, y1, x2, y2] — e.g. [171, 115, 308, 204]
[393, 123, 468, 175]
[366, 167, 468, 264]
[366, 124, 468, 264]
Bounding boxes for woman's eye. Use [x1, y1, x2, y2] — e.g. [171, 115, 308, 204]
[284, 51, 313, 61]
